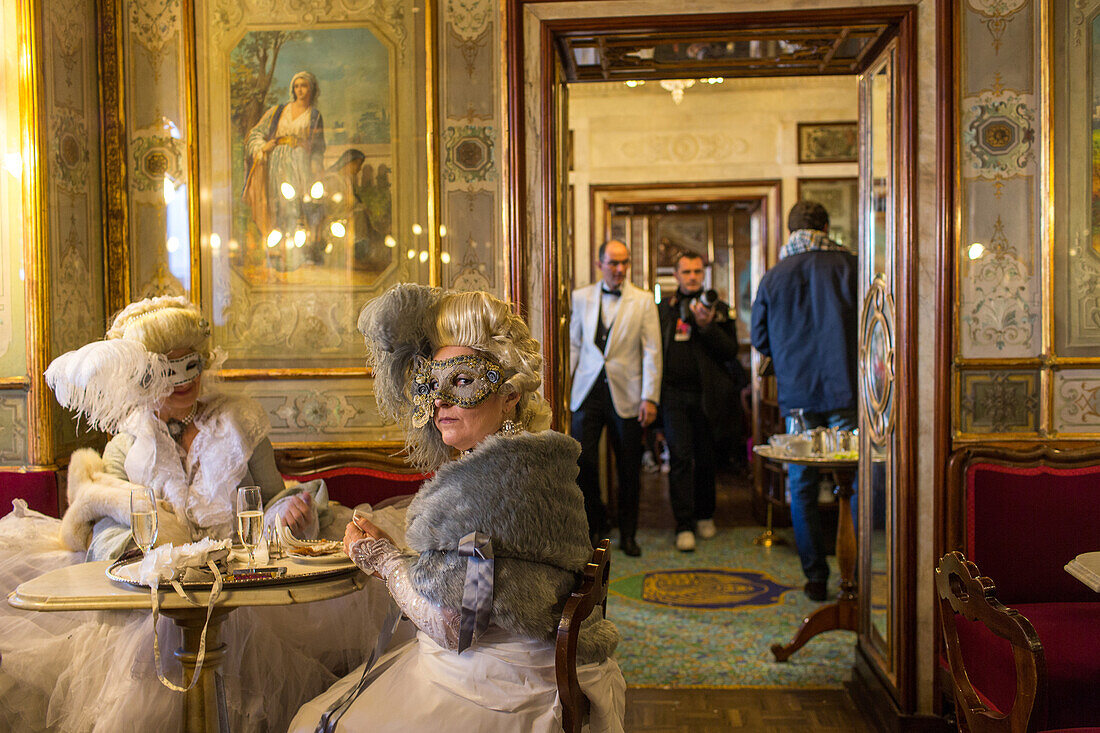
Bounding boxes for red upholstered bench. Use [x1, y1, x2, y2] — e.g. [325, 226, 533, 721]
[276, 450, 429, 509]
[939, 448, 1100, 732]
[281, 465, 429, 508]
[953, 604, 1100, 730]
[0, 469, 61, 518]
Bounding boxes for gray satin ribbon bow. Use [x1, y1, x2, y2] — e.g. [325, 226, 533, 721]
[458, 531, 494, 652]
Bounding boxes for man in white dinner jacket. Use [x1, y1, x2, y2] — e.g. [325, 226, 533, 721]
[569, 239, 662, 556]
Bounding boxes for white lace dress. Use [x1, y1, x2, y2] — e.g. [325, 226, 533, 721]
[0, 393, 391, 733]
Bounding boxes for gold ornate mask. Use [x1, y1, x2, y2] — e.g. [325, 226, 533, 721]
[411, 354, 506, 428]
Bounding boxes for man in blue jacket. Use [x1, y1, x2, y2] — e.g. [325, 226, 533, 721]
[751, 201, 858, 602]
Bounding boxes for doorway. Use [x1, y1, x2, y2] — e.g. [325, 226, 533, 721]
[505, 0, 919, 716]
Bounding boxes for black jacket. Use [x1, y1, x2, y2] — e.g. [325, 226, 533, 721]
[657, 292, 748, 457]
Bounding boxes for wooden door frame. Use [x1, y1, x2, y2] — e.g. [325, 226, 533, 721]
[504, 1, 937, 718]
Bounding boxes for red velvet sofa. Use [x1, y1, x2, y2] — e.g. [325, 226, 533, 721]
[0, 469, 61, 518]
[943, 447, 1100, 731]
[276, 449, 429, 509]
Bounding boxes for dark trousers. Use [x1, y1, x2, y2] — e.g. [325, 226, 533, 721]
[663, 386, 716, 533]
[571, 375, 642, 541]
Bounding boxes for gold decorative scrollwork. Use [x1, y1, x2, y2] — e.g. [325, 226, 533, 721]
[859, 274, 896, 444]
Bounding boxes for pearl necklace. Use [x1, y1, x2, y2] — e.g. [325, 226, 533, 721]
[165, 403, 197, 442]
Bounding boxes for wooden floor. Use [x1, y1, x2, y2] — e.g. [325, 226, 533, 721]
[621, 467, 875, 732]
[625, 687, 872, 732]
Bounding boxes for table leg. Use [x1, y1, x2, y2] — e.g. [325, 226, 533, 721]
[771, 469, 859, 661]
[163, 606, 232, 733]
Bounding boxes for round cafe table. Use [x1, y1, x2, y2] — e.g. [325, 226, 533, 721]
[7, 556, 371, 733]
[753, 444, 859, 661]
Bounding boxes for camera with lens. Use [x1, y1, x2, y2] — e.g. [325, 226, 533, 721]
[695, 289, 718, 309]
[679, 289, 719, 322]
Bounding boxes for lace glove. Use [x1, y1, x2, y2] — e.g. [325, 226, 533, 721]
[350, 537, 460, 651]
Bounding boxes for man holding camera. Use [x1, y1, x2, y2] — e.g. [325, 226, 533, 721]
[658, 252, 746, 552]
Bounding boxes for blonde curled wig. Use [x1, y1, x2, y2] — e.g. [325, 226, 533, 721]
[106, 295, 213, 363]
[358, 284, 550, 472]
[430, 291, 551, 434]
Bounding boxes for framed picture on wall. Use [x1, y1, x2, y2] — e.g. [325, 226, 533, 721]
[797, 121, 858, 164]
[650, 213, 713, 279]
[797, 177, 858, 249]
[192, 0, 437, 371]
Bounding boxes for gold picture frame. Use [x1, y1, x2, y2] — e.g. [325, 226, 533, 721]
[189, 0, 439, 374]
[797, 121, 858, 164]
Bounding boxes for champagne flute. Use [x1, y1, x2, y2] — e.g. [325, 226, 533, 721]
[130, 486, 158, 556]
[236, 486, 264, 569]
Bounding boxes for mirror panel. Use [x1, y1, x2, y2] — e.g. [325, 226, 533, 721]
[859, 43, 897, 664]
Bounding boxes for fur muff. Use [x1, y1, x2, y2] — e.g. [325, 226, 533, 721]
[61, 449, 138, 550]
[61, 448, 190, 551]
[404, 430, 620, 664]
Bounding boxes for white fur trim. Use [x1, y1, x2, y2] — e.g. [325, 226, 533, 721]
[61, 449, 140, 551]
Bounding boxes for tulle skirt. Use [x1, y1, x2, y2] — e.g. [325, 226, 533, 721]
[289, 629, 627, 733]
[0, 502, 394, 733]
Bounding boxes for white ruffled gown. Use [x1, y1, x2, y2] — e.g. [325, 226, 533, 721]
[0, 397, 393, 733]
[290, 628, 626, 733]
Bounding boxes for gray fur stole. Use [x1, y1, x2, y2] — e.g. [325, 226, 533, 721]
[404, 430, 620, 664]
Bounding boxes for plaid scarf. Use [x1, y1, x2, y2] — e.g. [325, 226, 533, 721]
[779, 229, 849, 261]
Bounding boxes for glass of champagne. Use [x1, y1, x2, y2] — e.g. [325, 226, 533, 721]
[130, 486, 158, 557]
[236, 486, 264, 569]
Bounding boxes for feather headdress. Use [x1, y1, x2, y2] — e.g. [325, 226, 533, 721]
[358, 284, 552, 471]
[45, 340, 173, 433]
[45, 295, 211, 433]
[358, 283, 449, 471]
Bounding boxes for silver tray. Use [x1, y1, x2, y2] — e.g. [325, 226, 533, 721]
[106, 553, 358, 590]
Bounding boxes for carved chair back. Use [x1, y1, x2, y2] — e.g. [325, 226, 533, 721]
[936, 551, 1047, 733]
[556, 539, 610, 733]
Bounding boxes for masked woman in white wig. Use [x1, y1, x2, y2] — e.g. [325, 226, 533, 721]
[290, 284, 626, 733]
[0, 295, 391, 733]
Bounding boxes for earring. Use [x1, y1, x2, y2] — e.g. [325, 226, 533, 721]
[498, 419, 522, 436]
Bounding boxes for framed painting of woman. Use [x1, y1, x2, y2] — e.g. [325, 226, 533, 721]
[192, 1, 437, 371]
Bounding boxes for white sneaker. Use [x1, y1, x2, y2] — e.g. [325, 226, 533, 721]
[675, 530, 696, 552]
[696, 519, 717, 539]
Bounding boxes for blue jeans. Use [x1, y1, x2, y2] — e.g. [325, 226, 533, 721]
[785, 409, 857, 584]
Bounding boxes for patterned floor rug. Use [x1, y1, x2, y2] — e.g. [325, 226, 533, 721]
[607, 526, 853, 689]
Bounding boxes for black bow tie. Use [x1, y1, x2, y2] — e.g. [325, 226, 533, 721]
[601, 287, 622, 297]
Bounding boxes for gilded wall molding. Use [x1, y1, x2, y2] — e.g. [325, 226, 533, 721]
[98, 0, 130, 315]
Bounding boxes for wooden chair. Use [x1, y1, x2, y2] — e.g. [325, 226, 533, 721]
[936, 551, 1100, 733]
[556, 539, 611, 733]
[937, 551, 1046, 733]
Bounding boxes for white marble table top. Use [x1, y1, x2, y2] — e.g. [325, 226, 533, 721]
[1065, 551, 1100, 593]
[8, 558, 367, 613]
